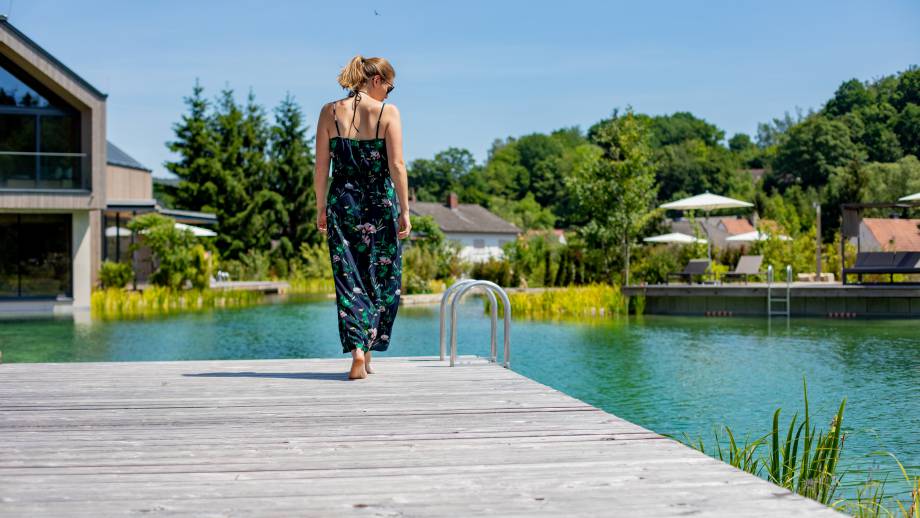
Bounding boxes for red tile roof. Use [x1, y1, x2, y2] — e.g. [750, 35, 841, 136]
[863, 218, 920, 251]
[719, 218, 755, 235]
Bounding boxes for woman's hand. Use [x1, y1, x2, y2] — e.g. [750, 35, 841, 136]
[397, 210, 411, 240]
[317, 207, 327, 236]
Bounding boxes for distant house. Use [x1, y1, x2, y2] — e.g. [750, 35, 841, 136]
[668, 216, 755, 250]
[409, 192, 521, 263]
[0, 17, 214, 309]
[858, 218, 920, 252]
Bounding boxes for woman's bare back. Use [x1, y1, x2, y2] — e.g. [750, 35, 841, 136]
[327, 96, 390, 141]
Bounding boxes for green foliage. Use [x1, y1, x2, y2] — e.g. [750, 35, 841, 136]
[470, 257, 520, 287]
[488, 192, 556, 230]
[632, 245, 681, 285]
[408, 147, 478, 202]
[402, 246, 440, 294]
[297, 241, 333, 279]
[675, 379, 847, 507]
[91, 286, 262, 320]
[655, 138, 752, 202]
[894, 103, 920, 157]
[221, 249, 272, 281]
[127, 213, 213, 289]
[98, 260, 133, 289]
[502, 232, 562, 287]
[488, 283, 628, 320]
[166, 83, 319, 263]
[570, 107, 658, 284]
[763, 66, 920, 209]
[768, 115, 863, 191]
[270, 94, 317, 259]
[166, 80, 223, 218]
[828, 155, 920, 206]
[400, 215, 462, 293]
[610, 111, 725, 148]
[824, 232, 858, 275]
[752, 225, 818, 276]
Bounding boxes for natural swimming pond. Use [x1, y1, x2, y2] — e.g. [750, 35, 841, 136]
[2, 295, 918, 500]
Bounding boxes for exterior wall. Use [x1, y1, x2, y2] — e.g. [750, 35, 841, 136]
[445, 232, 518, 263]
[106, 165, 152, 201]
[858, 224, 883, 251]
[0, 26, 107, 211]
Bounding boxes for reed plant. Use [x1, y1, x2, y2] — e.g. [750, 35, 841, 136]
[834, 452, 920, 518]
[287, 277, 335, 295]
[91, 286, 263, 320]
[485, 283, 628, 320]
[674, 379, 918, 517]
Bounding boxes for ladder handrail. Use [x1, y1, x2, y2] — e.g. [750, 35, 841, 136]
[785, 265, 792, 314]
[449, 280, 512, 368]
[439, 279, 498, 362]
[766, 264, 792, 318]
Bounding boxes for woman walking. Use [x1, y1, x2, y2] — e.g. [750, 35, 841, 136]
[314, 55, 411, 380]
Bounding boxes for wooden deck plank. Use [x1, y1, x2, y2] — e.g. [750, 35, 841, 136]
[0, 356, 843, 517]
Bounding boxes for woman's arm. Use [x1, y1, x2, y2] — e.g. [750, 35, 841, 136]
[384, 104, 411, 239]
[314, 103, 332, 235]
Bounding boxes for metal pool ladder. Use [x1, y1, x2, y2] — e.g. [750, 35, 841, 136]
[438, 279, 512, 368]
[766, 265, 792, 318]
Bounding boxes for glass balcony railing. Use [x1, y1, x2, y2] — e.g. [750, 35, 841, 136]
[0, 152, 87, 190]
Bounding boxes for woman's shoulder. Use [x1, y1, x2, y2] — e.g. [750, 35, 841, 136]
[383, 102, 400, 116]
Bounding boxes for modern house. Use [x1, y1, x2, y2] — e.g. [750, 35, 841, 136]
[858, 217, 920, 252]
[0, 16, 214, 312]
[410, 192, 522, 262]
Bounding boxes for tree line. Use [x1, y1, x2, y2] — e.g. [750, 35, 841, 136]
[159, 66, 919, 285]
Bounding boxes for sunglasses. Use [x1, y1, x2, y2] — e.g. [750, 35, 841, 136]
[380, 75, 395, 94]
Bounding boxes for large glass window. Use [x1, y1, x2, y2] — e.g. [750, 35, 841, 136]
[0, 54, 84, 190]
[0, 213, 72, 299]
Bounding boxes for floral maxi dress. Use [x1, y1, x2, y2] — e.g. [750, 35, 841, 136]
[326, 99, 403, 354]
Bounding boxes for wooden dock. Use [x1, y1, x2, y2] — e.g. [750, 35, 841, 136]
[0, 356, 842, 517]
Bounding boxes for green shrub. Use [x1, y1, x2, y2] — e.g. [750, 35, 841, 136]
[127, 213, 212, 289]
[470, 257, 520, 287]
[403, 246, 439, 294]
[298, 241, 333, 279]
[98, 261, 134, 289]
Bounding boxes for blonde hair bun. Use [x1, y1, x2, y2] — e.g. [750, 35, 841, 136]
[337, 55, 396, 93]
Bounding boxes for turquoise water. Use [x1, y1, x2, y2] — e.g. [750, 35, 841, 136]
[2, 296, 918, 501]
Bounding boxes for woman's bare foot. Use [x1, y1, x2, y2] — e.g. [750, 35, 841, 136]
[365, 351, 375, 374]
[348, 349, 367, 380]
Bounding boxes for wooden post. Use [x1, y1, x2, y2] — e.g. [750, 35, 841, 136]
[815, 203, 822, 279]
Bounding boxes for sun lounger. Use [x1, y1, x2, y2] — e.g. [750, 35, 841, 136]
[666, 259, 711, 285]
[721, 255, 764, 284]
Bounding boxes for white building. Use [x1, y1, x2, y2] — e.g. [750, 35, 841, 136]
[409, 192, 521, 263]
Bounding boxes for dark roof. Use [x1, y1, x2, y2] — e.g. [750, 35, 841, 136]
[107, 141, 152, 172]
[410, 202, 521, 234]
[0, 15, 107, 100]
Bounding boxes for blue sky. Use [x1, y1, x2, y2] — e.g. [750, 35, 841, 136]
[5, 0, 919, 178]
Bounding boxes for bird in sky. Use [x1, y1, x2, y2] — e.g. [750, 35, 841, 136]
[374, 9, 380, 15]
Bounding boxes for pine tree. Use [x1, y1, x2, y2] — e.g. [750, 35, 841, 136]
[211, 88, 269, 258]
[165, 80, 222, 215]
[270, 93, 317, 259]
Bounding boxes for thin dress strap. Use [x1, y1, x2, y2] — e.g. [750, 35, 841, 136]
[331, 102, 341, 137]
[375, 102, 386, 139]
